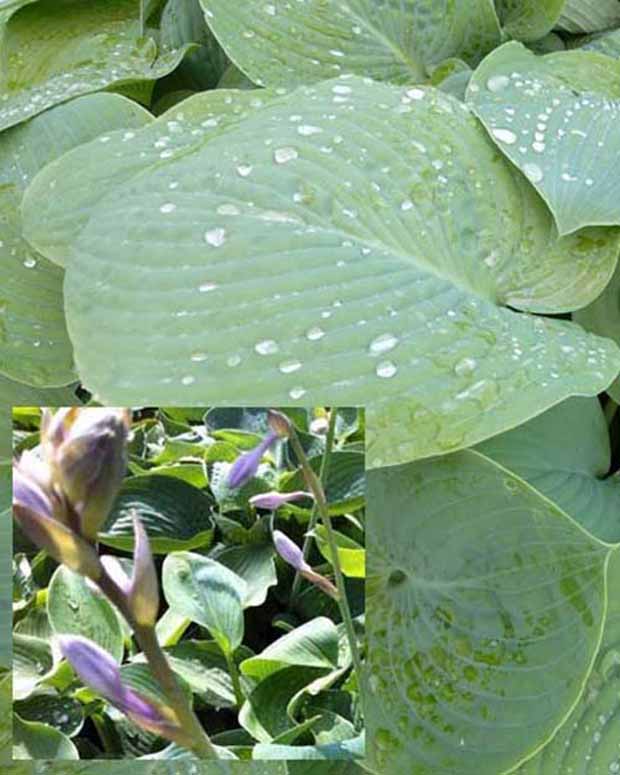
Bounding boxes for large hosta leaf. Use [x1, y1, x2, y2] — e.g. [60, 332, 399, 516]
[517, 549, 620, 774]
[467, 41, 620, 235]
[0, 93, 151, 388]
[366, 451, 610, 774]
[477, 397, 620, 543]
[575, 262, 620, 402]
[0, 0, 189, 132]
[582, 28, 620, 59]
[495, 0, 565, 42]
[557, 0, 620, 33]
[21, 79, 620, 467]
[199, 0, 501, 87]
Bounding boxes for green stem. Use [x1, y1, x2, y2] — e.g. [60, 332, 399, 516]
[97, 571, 219, 759]
[139, 0, 145, 36]
[288, 418, 367, 721]
[225, 652, 244, 708]
[290, 409, 337, 602]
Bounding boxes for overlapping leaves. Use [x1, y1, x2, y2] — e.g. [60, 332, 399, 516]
[21, 78, 620, 468]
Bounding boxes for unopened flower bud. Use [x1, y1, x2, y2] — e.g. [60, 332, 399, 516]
[13, 455, 102, 580]
[249, 490, 312, 510]
[46, 408, 130, 541]
[58, 635, 186, 743]
[272, 530, 338, 599]
[128, 514, 159, 628]
[227, 430, 278, 489]
[267, 409, 291, 439]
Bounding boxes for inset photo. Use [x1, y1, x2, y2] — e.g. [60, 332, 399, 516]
[11, 406, 365, 762]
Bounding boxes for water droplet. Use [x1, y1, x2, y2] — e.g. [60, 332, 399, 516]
[198, 281, 217, 293]
[23, 256, 36, 268]
[237, 164, 253, 177]
[523, 162, 543, 183]
[332, 84, 352, 95]
[405, 88, 425, 100]
[279, 359, 302, 373]
[487, 75, 510, 93]
[160, 203, 176, 214]
[182, 375, 195, 385]
[492, 128, 517, 145]
[217, 203, 241, 216]
[289, 386, 306, 400]
[190, 352, 207, 362]
[264, 3, 276, 15]
[306, 326, 325, 341]
[369, 333, 399, 356]
[297, 125, 323, 136]
[400, 199, 413, 211]
[227, 355, 241, 367]
[255, 339, 278, 355]
[454, 357, 477, 376]
[274, 147, 298, 164]
[205, 227, 227, 247]
[376, 360, 397, 378]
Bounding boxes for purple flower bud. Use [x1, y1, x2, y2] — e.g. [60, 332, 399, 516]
[46, 408, 130, 541]
[273, 530, 313, 573]
[58, 635, 179, 736]
[227, 430, 278, 489]
[249, 490, 312, 510]
[128, 514, 159, 628]
[273, 530, 339, 600]
[13, 456, 102, 580]
[267, 409, 291, 438]
[58, 635, 125, 704]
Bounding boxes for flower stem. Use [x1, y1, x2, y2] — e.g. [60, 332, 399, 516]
[605, 397, 618, 426]
[287, 417, 366, 721]
[97, 571, 219, 759]
[139, 0, 145, 36]
[225, 652, 244, 708]
[290, 409, 337, 602]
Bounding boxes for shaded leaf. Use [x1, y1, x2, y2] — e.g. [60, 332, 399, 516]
[366, 451, 609, 774]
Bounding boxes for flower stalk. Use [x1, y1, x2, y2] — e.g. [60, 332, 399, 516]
[285, 410, 367, 720]
[13, 407, 220, 759]
[290, 409, 337, 601]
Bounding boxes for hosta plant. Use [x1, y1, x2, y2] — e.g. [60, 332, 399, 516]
[11, 406, 365, 761]
[1, 1, 620, 774]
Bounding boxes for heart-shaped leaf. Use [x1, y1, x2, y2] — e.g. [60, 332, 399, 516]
[21, 80, 620, 468]
[576, 262, 620, 402]
[100, 474, 215, 553]
[494, 0, 565, 42]
[467, 41, 620, 235]
[241, 617, 340, 682]
[0, 93, 151, 388]
[477, 397, 620, 543]
[516, 550, 620, 774]
[0, 0, 190, 132]
[367, 451, 610, 774]
[199, 0, 501, 87]
[13, 713, 79, 759]
[162, 552, 246, 655]
[47, 566, 124, 661]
